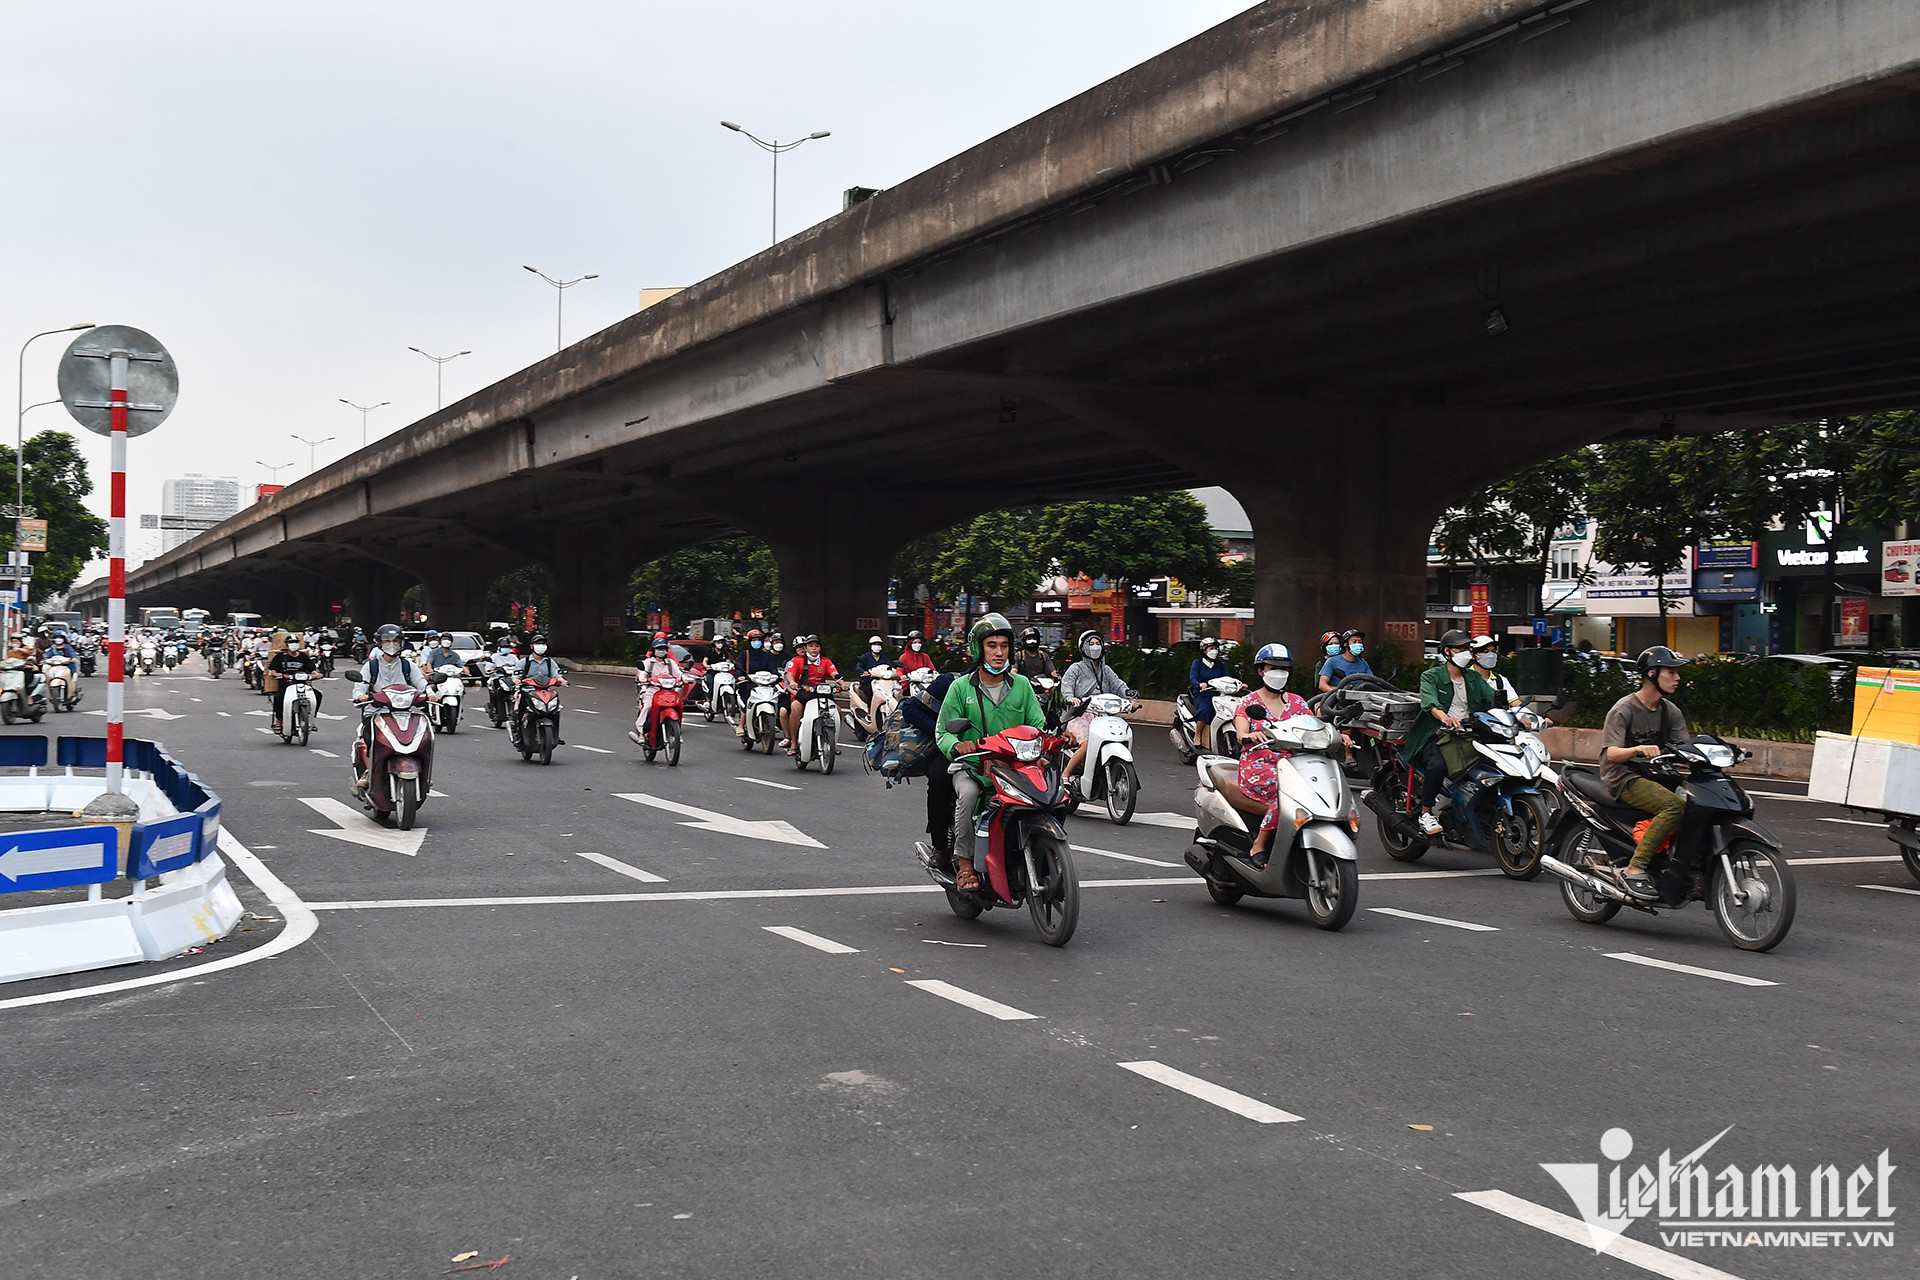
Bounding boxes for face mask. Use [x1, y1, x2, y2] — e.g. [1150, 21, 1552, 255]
[1347, 642, 1363, 656]
[1083, 642, 1103, 661]
[1260, 669, 1290, 692]
[1450, 649, 1473, 669]
[1202, 648, 1218, 661]
[984, 659, 1010, 675]
[773, 643, 784, 652]
[1475, 651, 1498, 669]
[750, 640, 762, 650]
[1325, 643, 1341, 656]
[534, 644, 548, 656]
[910, 642, 922, 652]
[382, 641, 401, 656]
[441, 641, 452, 649]
[870, 642, 883, 652]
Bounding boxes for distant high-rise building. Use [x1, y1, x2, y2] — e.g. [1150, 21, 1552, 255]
[159, 475, 240, 551]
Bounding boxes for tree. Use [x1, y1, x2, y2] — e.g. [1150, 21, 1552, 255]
[629, 538, 777, 623]
[892, 508, 1048, 608]
[486, 562, 550, 626]
[1039, 493, 1223, 590]
[1845, 409, 1920, 529]
[1433, 451, 1589, 607]
[0, 430, 109, 600]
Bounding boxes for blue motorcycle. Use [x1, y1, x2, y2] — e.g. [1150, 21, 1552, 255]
[1358, 708, 1552, 880]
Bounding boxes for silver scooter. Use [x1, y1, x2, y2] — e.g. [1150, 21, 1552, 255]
[1181, 702, 1360, 929]
[1170, 674, 1246, 762]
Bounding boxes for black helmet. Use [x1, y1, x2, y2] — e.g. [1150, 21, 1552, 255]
[1020, 626, 1041, 648]
[1439, 628, 1472, 649]
[907, 629, 924, 641]
[376, 623, 403, 644]
[1637, 645, 1690, 679]
[968, 612, 1015, 663]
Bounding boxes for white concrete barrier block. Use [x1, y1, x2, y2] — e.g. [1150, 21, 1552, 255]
[130, 854, 243, 961]
[0, 897, 147, 985]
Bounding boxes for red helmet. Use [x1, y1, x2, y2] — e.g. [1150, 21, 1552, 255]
[1319, 630, 1341, 649]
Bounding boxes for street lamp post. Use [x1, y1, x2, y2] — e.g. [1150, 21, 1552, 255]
[289, 434, 335, 476]
[12, 323, 93, 638]
[407, 347, 470, 410]
[339, 398, 391, 448]
[521, 267, 597, 353]
[256, 461, 295, 484]
[720, 121, 831, 246]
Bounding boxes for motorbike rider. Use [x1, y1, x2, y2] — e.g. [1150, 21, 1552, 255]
[1467, 635, 1552, 725]
[1601, 646, 1694, 899]
[629, 635, 687, 748]
[1402, 628, 1499, 837]
[1014, 627, 1056, 681]
[510, 633, 568, 744]
[484, 636, 520, 724]
[5, 633, 45, 706]
[895, 629, 935, 677]
[851, 635, 895, 728]
[267, 633, 325, 734]
[1318, 629, 1375, 693]
[1060, 628, 1135, 789]
[780, 634, 839, 755]
[351, 624, 429, 790]
[1187, 637, 1232, 752]
[426, 633, 463, 675]
[1233, 644, 1315, 867]
[933, 613, 1046, 892]
[730, 628, 779, 741]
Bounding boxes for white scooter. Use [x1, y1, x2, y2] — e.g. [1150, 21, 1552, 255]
[44, 654, 81, 712]
[1170, 674, 1246, 762]
[741, 669, 782, 753]
[1068, 691, 1140, 824]
[280, 671, 319, 746]
[706, 659, 739, 724]
[427, 668, 462, 734]
[847, 664, 900, 740]
[136, 638, 158, 675]
[794, 678, 841, 774]
[0, 657, 48, 724]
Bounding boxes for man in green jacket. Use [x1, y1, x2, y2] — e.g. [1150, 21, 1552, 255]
[1401, 628, 1499, 836]
[936, 612, 1046, 891]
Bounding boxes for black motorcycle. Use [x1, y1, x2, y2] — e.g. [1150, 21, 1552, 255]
[77, 637, 98, 677]
[1542, 736, 1796, 951]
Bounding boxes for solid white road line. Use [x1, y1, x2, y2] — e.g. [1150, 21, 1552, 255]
[1791, 853, 1900, 864]
[1605, 952, 1777, 987]
[763, 925, 858, 954]
[1456, 1189, 1744, 1280]
[305, 877, 1203, 910]
[905, 978, 1038, 1021]
[1359, 868, 1506, 881]
[737, 776, 802, 791]
[1812, 817, 1890, 828]
[0, 830, 319, 1011]
[568, 744, 614, 754]
[572, 850, 668, 883]
[1072, 844, 1182, 868]
[1859, 883, 1920, 897]
[1747, 790, 1818, 803]
[1368, 907, 1498, 932]
[1117, 1060, 1302, 1123]
[1128, 812, 1192, 829]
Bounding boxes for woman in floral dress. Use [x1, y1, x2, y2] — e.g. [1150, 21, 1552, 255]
[1233, 643, 1314, 867]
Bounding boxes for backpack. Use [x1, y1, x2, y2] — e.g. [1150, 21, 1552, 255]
[867, 690, 939, 782]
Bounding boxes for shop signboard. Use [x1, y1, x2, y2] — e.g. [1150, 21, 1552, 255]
[1166, 577, 1187, 605]
[1883, 539, 1918, 598]
[1031, 595, 1066, 616]
[1469, 582, 1490, 637]
[1067, 575, 1093, 610]
[1693, 567, 1762, 601]
[1839, 597, 1870, 648]
[1695, 539, 1758, 569]
[1762, 527, 1879, 575]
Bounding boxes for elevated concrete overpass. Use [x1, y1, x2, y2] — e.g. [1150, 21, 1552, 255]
[75, 0, 1920, 650]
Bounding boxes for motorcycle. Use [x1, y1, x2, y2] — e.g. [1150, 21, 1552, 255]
[0, 658, 48, 724]
[1542, 737, 1796, 951]
[352, 684, 434, 829]
[280, 671, 319, 746]
[426, 669, 462, 734]
[44, 654, 80, 712]
[486, 663, 518, 729]
[847, 665, 900, 741]
[794, 679, 841, 773]
[741, 669, 782, 753]
[513, 676, 563, 765]
[916, 720, 1079, 945]
[1031, 675, 1065, 732]
[1182, 703, 1361, 930]
[77, 637, 98, 677]
[637, 675, 687, 765]
[1359, 707, 1552, 880]
[1170, 674, 1247, 763]
[207, 646, 223, 678]
[318, 641, 335, 679]
[136, 639, 158, 676]
[705, 659, 740, 725]
[1066, 692, 1140, 824]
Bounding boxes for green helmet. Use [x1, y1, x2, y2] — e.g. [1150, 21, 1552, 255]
[967, 611, 1015, 663]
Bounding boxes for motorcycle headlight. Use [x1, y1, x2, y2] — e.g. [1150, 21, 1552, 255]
[1697, 743, 1736, 768]
[1011, 735, 1043, 762]
[390, 691, 415, 710]
[815, 683, 835, 695]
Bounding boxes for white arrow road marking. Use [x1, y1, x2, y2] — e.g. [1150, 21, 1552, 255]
[1605, 952, 1776, 987]
[0, 840, 107, 881]
[299, 797, 427, 857]
[568, 744, 614, 754]
[905, 979, 1037, 1021]
[1118, 1060, 1302, 1123]
[82, 707, 184, 720]
[572, 850, 667, 883]
[613, 793, 825, 848]
[1369, 907, 1499, 932]
[429, 788, 450, 798]
[763, 925, 857, 954]
[309, 748, 338, 758]
[1456, 1190, 1744, 1280]
[736, 776, 800, 791]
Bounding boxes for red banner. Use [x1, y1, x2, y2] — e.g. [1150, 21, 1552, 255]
[1067, 575, 1094, 610]
[1470, 583, 1491, 637]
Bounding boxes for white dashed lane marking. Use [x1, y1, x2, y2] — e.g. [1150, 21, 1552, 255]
[1859, 884, 1920, 897]
[1605, 952, 1776, 987]
[1072, 844, 1181, 868]
[571, 850, 667, 884]
[1368, 907, 1498, 932]
[905, 979, 1038, 1021]
[1456, 1189, 1745, 1280]
[1117, 1060, 1302, 1123]
[762, 925, 858, 954]
[737, 776, 802, 790]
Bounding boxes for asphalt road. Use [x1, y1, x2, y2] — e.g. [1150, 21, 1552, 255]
[2, 657, 1915, 1280]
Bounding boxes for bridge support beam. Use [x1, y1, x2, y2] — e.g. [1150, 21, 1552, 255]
[528, 529, 662, 657]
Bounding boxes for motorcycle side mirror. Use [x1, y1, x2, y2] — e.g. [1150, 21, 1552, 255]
[1243, 703, 1269, 721]
[945, 718, 973, 736]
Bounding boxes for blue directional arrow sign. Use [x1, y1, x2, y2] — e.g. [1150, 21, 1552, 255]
[0, 826, 118, 893]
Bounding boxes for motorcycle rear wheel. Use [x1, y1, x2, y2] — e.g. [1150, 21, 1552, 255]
[396, 776, 419, 830]
[665, 720, 681, 766]
[1103, 758, 1136, 825]
[1206, 879, 1244, 906]
[1375, 772, 1429, 862]
[945, 887, 983, 919]
[1556, 828, 1621, 924]
[1713, 840, 1795, 951]
[1494, 792, 1548, 880]
[1304, 850, 1359, 930]
[1026, 834, 1079, 946]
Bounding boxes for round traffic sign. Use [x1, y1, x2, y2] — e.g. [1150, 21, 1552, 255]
[56, 325, 178, 438]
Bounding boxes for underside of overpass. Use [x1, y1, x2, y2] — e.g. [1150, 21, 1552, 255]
[75, 0, 1920, 651]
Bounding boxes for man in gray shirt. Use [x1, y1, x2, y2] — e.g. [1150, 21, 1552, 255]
[1599, 646, 1692, 897]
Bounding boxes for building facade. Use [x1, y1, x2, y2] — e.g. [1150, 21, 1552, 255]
[159, 475, 240, 552]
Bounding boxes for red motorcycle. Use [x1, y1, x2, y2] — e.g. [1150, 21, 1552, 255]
[514, 676, 564, 765]
[638, 676, 686, 766]
[916, 721, 1080, 946]
[352, 684, 435, 829]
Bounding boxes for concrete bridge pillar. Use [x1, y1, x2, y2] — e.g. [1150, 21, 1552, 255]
[528, 529, 660, 656]
[334, 562, 414, 633]
[418, 561, 508, 635]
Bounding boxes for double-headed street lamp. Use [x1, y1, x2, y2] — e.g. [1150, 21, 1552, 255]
[256, 461, 294, 484]
[340, 398, 391, 449]
[408, 346, 470, 410]
[720, 121, 830, 246]
[15, 322, 95, 518]
[522, 266, 596, 353]
[290, 434, 335, 476]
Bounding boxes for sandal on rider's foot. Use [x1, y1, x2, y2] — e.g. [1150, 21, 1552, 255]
[1248, 848, 1271, 870]
[628, 730, 644, 746]
[954, 860, 981, 891]
[1618, 870, 1659, 899]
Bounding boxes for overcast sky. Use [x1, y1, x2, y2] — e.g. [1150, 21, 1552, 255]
[2, 1, 1254, 579]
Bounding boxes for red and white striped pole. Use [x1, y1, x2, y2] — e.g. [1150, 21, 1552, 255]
[105, 349, 128, 794]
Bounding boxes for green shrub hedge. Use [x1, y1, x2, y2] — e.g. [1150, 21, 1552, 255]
[1559, 654, 1843, 742]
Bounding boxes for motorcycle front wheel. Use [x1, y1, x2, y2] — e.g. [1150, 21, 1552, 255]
[1713, 840, 1795, 952]
[1103, 758, 1136, 825]
[295, 703, 311, 747]
[665, 719, 681, 766]
[1304, 850, 1359, 931]
[1556, 828, 1621, 924]
[820, 721, 836, 776]
[396, 776, 420, 830]
[445, 705, 458, 735]
[1494, 792, 1548, 880]
[539, 722, 556, 766]
[1025, 833, 1079, 946]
